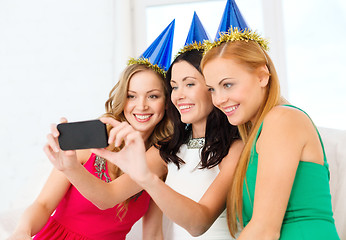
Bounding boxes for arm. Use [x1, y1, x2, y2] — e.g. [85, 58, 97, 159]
[46, 118, 167, 210]
[53, 160, 145, 210]
[9, 168, 71, 239]
[141, 140, 243, 236]
[142, 199, 164, 240]
[9, 122, 94, 239]
[238, 107, 314, 240]
[59, 157, 166, 210]
[93, 119, 243, 237]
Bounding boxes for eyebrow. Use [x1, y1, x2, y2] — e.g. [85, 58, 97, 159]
[170, 76, 197, 83]
[128, 89, 162, 94]
[206, 78, 234, 88]
[218, 78, 234, 85]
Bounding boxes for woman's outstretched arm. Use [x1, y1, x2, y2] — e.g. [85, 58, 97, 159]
[9, 167, 72, 239]
[142, 199, 164, 240]
[93, 117, 243, 236]
[44, 118, 167, 210]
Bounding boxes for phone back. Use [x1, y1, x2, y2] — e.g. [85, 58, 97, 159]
[57, 120, 108, 150]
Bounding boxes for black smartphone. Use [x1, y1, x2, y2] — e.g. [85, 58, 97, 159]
[57, 119, 108, 150]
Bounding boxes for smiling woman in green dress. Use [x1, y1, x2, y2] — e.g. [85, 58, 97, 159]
[201, 28, 340, 240]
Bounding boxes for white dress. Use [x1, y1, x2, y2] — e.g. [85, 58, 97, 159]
[163, 144, 235, 240]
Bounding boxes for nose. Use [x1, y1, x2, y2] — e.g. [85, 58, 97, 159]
[172, 87, 185, 100]
[137, 97, 149, 110]
[212, 91, 228, 107]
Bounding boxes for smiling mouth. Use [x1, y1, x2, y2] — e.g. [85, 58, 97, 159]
[178, 104, 194, 112]
[134, 114, 152, 122]
[224, 105, 239, 115]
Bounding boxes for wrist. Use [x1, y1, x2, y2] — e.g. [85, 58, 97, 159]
[61, 161, 83, 175]
[137, 172, 159, 189]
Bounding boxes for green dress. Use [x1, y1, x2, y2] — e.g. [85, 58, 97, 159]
[242, 105, 340, 239]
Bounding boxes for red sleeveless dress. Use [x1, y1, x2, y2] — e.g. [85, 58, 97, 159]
[34, 153, 150, 240]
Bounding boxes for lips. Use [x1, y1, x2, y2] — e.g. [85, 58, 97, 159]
[223, 104, 239, 116]
[178, 104, 194, 113]
[134, 114, 152, 122]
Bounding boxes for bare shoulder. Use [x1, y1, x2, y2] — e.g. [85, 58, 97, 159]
[76, 149, 92, 164]
[259, 105, 315, 152]
[263, 105, 312, 133]
[219, 139, 244, 171]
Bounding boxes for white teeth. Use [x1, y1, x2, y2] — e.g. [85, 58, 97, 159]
[225, 105, 238, 113]
[135, 114, 151, 120]
[179, 105, 193, 110]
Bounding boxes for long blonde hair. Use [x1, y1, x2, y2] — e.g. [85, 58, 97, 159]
[103, 64, 172, 217]
[201, 40, 281, 237]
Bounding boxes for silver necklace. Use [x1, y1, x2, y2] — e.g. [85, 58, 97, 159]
[187, 136, 205, 149]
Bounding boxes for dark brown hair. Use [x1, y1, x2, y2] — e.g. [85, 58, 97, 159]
[158, 49, 239, 169]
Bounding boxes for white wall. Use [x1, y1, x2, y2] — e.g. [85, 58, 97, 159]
[0, 0, 130, 212]
[136, 0, 346, 130]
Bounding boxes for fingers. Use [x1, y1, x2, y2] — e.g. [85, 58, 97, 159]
[49, 117, 68, 148]
[101, 117, 142, 148]
[46, 129, 76, 156]
[60, 117, 68, 123]
[50, 123, 59, 138]
[99, 117, 140, 147]
[112, 123, 136, 147]
[123, 131, 143, 146]
[47, 132, 60, 152]
[99, 117, 124, 145]
[108, 122, 126, 145]
[99, 117, 121, 126]
[43, 143, 57, 163]
[44, 118, 81, 172]
[106, 121, 130, 145]
[52, 117, 67, 138]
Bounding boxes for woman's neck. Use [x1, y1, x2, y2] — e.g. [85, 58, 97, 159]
[191, 122, 206, 138]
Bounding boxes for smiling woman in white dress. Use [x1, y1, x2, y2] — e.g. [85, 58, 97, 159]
[93, 47, 243, 240]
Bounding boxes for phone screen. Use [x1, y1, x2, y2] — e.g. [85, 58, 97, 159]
[57, 120, 108, 150]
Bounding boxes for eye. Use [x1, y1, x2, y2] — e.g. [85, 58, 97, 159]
[149, 95, 159, 99]
[127, 94, 135, 99]
[208, 87, 215, 93]
[186, 83, 195, 87]
[224, 83, 233, 89]
[171, 86, 178, 91]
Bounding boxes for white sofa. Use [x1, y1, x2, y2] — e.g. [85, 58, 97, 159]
[1, 127, 346, 239]
[318, 127, 346, 239]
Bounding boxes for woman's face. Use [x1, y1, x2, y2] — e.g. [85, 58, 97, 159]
[124, 69, 166, 140]
[170, 61, 214, 131]
[203, 57, 268, 125]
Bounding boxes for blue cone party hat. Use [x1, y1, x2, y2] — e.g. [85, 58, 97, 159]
[128, 19, 175, 77]
[140, 19, 175, 71]
[176, 12, 210, 57]
[185, 11, 210, 46]
[215, 0, 248, 41]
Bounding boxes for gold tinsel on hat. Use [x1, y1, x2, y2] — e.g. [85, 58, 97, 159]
[203, 27, 269, 55]
[127, 57, 166, 78]
[174, 42, 205, 59]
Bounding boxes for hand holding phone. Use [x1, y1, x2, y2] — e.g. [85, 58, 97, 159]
[57, 119, 109, 150]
